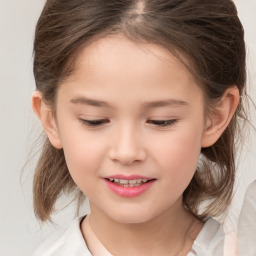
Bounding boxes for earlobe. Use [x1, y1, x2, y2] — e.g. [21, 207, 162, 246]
[32, 91, 63, 149]
[201, 86, 240, 148]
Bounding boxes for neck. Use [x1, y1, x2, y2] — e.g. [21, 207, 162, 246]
[81, 198, 203, 256]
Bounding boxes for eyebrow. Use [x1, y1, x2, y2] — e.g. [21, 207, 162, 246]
[70, 97, 110, 107]
[143, 99, 188, 108]
[70, 97, 188, 108]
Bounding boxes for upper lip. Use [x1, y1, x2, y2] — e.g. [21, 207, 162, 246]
[104, 174, 155, 180]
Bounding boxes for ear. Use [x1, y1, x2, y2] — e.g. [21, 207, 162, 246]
[201, 86, 240, 148]
[32, 91, 63, 149]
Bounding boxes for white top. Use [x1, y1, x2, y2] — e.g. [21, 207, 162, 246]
[32, 217, 225, 256]
[238, 181, 256, 256]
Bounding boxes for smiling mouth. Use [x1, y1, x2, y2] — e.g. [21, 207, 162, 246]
[106, 178, 153, 187]
[104, 176, 156, 197]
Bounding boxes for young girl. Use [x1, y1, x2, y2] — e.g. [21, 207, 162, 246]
[31, 0, 246, 255]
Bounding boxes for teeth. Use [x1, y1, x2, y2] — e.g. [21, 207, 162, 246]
[120, 179, 129, 184]
[128, 180, 137, 185]
[108, 178, 150, 186]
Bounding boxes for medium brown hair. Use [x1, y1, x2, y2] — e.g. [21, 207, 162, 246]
[33, 0, 246, 222]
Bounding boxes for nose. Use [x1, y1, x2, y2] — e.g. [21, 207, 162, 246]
[108, 124, 147, 165]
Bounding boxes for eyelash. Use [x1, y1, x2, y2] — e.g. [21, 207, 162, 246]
[146, 119, 178, 127]
[79, 118, 109, 127]
[79, 118, 177, 127]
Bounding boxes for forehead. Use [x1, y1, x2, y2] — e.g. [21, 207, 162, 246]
[75, 34, 193, 78]
[58, 34, 204, 108]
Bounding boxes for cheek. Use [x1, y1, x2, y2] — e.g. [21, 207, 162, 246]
[58, 125, 106, 188]
[63, 142, 105, 196]
[152, 127, 202, 184]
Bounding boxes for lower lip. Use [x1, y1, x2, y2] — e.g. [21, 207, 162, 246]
[105, 179, 155, 198]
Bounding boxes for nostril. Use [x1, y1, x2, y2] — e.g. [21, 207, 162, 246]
[108, 148, 147, 165]
[108, 131, 147, 164]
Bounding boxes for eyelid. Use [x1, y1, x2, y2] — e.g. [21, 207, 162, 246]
[78, 117, 178, 128]
[146, 119, 178, 127]
[78, 118, 110, 127]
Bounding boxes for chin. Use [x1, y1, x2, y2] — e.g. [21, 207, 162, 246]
[106, 207, 159, 225]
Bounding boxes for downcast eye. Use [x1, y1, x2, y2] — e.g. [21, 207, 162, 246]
[79, 118, 109, 127]
[147, 119, 177, 127]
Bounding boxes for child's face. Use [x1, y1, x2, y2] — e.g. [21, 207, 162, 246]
[54, 34, 207, 223]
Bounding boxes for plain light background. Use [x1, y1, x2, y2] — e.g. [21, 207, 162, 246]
[0, 1, 255, 255]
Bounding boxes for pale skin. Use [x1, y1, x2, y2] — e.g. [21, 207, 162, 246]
[33, 34, 239, 255]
